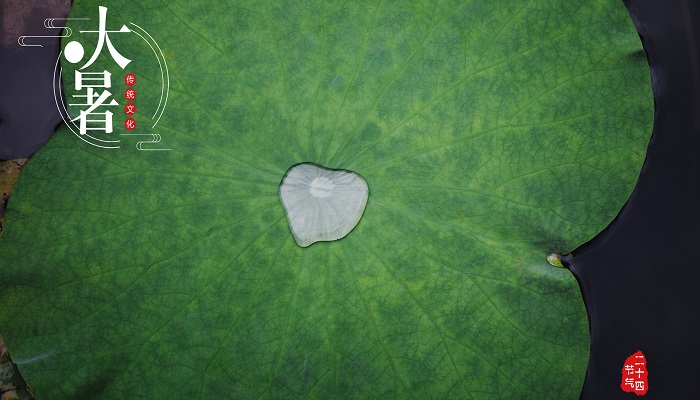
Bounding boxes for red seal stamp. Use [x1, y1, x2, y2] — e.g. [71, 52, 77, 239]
[621, 350, 648, 396]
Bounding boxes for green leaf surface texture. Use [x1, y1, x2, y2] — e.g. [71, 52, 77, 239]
[0, 0, 652, 398]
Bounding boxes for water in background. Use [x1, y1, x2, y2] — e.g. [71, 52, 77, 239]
[567, 0, 700, 398]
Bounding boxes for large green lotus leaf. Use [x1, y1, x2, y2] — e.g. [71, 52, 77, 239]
[0, 0, 651, 398]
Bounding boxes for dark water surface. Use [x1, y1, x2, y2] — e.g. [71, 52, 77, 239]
[0, 3, 67, 160]
[567, 0, 700, 398]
